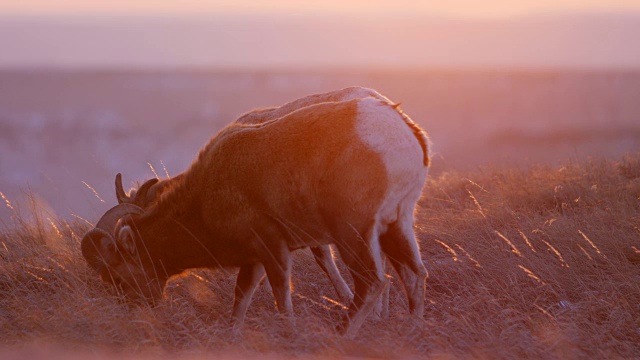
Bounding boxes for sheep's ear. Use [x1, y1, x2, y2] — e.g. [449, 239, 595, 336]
[128, 189, 138, 201]
[118, 226, 138, 256]
[81, 228, 120, 271]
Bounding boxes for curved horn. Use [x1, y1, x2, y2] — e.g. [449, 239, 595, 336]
[95, 203, 144, 231]
[115, 173, 130, 204]
[134, 178, 159, 208]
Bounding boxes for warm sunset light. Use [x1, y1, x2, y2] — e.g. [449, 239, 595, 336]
[2, 0, 640, 358]
[2, 0, 640, 17]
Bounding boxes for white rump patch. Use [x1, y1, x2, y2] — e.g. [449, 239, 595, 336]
[355, 98, 423, 171]
[355, 98, 427, 223]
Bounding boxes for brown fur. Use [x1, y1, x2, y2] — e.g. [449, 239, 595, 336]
[117, 87, 403, 303]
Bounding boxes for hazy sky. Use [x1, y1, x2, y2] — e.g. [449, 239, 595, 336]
[2, 0, 640, 18]
[1, 1, 639, 69]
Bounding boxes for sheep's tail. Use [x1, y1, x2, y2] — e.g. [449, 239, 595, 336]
[390, 102, 431, 167]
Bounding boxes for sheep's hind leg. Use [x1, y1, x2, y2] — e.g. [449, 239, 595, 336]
[372, 256, 390, 319]
[334, 223, 387, 338]
[379, 215, 427, 317]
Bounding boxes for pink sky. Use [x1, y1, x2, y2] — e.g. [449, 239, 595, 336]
[2, 0, 640, 18]
[1, 1, 639, 69]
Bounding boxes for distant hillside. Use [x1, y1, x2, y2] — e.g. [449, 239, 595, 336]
[0, 12, 639, 69]
[0, 69, 639, 221]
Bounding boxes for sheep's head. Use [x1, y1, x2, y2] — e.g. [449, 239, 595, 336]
[82, 178, 166, 304]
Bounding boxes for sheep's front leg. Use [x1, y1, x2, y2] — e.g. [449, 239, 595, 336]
[231, 263, 265, 330]
[262, 248, 293, 315]
[310, 245, 353, 301]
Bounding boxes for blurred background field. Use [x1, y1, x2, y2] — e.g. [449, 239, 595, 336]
[1, 69, 639, 222]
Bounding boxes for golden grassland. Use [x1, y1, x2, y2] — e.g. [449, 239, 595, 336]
[1, 154, 639, 359]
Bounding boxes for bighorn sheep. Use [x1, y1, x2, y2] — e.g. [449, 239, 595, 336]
[115, 86, 392, 304]
[82, 95, 429, 337]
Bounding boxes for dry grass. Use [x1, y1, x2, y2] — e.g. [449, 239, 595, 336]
[1, 154, 640, 359]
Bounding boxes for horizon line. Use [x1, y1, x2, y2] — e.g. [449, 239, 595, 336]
[1, 64, 639, 74]
[2, 9, 640, 21]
